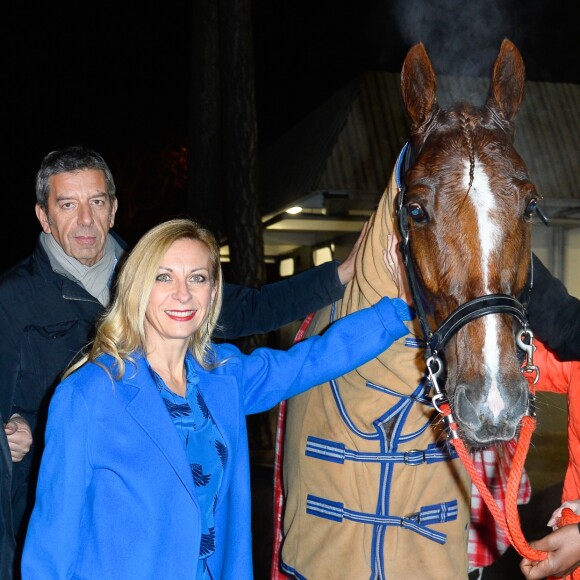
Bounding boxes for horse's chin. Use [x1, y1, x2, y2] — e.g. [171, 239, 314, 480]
[458, 428, 519, 450]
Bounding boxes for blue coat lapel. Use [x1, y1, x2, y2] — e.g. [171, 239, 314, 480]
[192, 362, 241, 501]
[121, 356, 197, 503]
[196, 365, 239, 435]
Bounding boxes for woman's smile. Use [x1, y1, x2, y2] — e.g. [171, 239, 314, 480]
[165, 309, 197, 322]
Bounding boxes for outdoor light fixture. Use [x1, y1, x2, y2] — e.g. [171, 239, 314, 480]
[285, 206, 303, 215]
[313, 246, 333, 266]
[279, 257, 295, 277]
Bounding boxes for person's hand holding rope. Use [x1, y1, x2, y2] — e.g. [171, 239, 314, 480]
[520, 520, 580, 579]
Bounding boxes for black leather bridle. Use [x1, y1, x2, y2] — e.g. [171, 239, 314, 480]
[394, 143, 537, 411]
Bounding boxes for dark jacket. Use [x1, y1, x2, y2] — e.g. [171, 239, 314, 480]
[0, 425, 14, 579]
[528, 254, 580, 361]
[0, 235, 345, 545]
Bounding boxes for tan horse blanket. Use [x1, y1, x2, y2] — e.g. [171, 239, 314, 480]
[275, 153, 471, 579]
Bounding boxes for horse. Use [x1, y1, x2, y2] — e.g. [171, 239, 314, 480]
[274, 39, 539, 579]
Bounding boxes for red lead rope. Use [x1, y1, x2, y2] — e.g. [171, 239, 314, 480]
[439, 369, 548, 562]
[448, 398, 580, 579]
[447, 408, 546, 561]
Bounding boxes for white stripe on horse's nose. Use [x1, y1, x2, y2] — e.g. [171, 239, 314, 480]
[484, 315, 506, 420]
[467, 160, 500, 293]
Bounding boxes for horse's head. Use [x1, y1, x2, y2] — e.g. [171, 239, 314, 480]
[398, 39, 539, 447]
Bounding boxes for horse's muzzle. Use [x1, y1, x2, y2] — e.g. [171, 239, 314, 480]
[452, 380, 529, 447]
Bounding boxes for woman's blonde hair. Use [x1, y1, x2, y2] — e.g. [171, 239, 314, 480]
[65, 218, 224, 379]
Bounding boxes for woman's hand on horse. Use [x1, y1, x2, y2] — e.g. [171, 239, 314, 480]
[384, 233, 413, 304]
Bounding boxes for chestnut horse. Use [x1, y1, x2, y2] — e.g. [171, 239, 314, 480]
[274, 39, 539, 579]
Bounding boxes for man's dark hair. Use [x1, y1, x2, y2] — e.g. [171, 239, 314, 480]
[35, 145, 116, 211]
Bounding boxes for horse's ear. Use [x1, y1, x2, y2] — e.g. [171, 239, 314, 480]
[486, 38, 526, 123]
[401, 42, 438, 128]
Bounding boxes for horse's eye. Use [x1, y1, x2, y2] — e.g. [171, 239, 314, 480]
[524, 198, 538, 219]
[407, 202, 428, 223]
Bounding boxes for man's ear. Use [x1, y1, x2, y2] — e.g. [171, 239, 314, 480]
[109, 197, 118, 227]
[35, 204, 52, 234]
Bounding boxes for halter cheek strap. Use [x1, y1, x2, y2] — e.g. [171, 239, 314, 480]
[395, 143, 434, 345]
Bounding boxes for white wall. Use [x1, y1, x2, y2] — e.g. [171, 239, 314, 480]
[533, 223, 580, 298]
[566, 229, 580, 297]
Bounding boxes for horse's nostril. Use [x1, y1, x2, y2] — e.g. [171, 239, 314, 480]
[454, 388, 480, 428]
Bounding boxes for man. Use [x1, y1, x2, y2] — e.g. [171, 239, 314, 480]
[0, 145, 359, 577]
[517, 339, 580, 579]
[0, 421, 15, 579]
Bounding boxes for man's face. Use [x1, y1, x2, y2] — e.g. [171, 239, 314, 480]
[35, 169, 118, 266]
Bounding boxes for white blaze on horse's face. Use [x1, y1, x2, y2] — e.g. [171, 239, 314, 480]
[465, 159, 506, 421]
[466, 160, 499, 292]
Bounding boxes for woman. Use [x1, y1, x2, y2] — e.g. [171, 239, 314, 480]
[21, 218, 411, 579]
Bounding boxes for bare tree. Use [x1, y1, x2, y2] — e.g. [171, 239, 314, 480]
[189, 0, 271, 449]
[189, 0, 264, 286]
[219, 0, 265, 288]
[188, 0, 224, 238]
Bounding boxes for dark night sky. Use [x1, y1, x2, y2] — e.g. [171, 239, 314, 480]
[2, 1, 578, 270]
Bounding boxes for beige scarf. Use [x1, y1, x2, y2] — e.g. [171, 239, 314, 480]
[41, 232, 119, 306]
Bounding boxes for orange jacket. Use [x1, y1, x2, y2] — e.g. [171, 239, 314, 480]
[534, 341, 580, 502]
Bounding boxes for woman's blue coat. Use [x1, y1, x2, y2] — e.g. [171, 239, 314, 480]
[21, 297, 409, 579]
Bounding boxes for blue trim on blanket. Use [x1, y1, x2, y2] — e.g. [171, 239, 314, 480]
[280, 562, 307, 580]
[305, 437, 456, 465]
[306, 495, 457, 545]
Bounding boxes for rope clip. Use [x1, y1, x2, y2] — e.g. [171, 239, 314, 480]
[516, 327, 540, 384]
